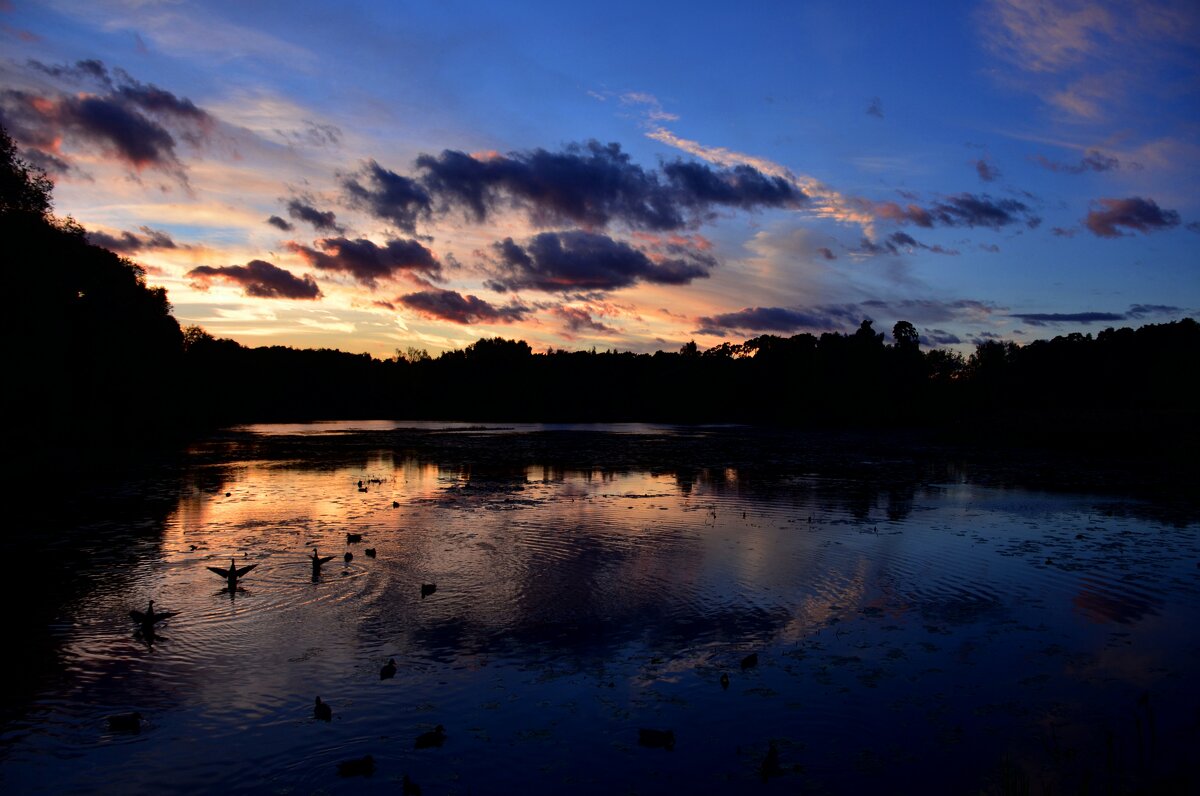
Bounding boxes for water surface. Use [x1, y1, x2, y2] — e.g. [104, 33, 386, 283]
[4, 425, 1198, 794]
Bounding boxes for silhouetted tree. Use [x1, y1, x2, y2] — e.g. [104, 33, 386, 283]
[0, 126, 52, 218]
[4, 124, 183, 445]
[892, 321, 919, 351]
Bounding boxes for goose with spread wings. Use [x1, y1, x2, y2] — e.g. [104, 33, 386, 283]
[311, 549, 334, 578]
[208, 558, 258, 590]
[129, 600, 177, 633]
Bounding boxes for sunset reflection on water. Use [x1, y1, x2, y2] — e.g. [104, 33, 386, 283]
[3, 429, 1198, 794]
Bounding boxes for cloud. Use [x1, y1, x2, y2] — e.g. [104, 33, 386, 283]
[1051, 226, 1078, 237]
[1126, 303, 1182, 318]
[4, 59, 214, 175]
[694, 305, 862, 336]
[1036, 150, 1128, 175]
[974, 159, 1000, 182]
[980, 1, 1199, 119]
[1084, 196, 1181, 238]
[1009, 311, 1125, 326]
[341, 160, 432, 233]
[487, 230, 713, 293]
[816, 247, 837, 260]
[866, 97, 884, 118]
[554, 306, 618, 335]
[860, 298, 1001, 324]
[289, 236, 441, 288]
[397, 288, 529, 324]
[87, 225, 180, 254]
[408, 140, 804, 232]
[646, 126, 878, 231]
[922, 329, 963, 345]
[1187, 221, 1200, 234]
[266, 215, 294, 231]
[982, 0, 1116, 73]
[187, 260, 321, 299]
[618, 92, 679, 122]
[1, 89, 181, 171]
[1010, 304, 1186, 326]
[874, 193, 1040, 229]
[661, 160, 806, 213]
[852, 231, 960, 256]
[285, 198, 344, 233]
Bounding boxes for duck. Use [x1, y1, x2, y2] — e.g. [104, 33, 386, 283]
[420, 583, 437, 599]
[313, 696, 332, 722]
[392, 501, 400, 509]
[310, 549, 334, 578]
[107, 712, 143, 732]
[207, 558, 257, 590]
[740, 652, 758, 669]
[415, 725, 446, 749]
[337, 755, 375, 777]
[346, 533, 363, 543]
[760, 741, 782, 781]
[720, 672, 730, 690]
[344, 551, 353, 563]
[129, 600, 177, 633]
[638, 728, 675, 750]
[380, 658, 397, 680]
[364, 547, 377, 558]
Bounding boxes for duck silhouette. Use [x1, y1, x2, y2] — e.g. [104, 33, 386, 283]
[720, 672, 730, 690]
[107, 712, 143, 733]
[760, 741, 782, 781]
[380, 658, 397, 680]
[344, 551, 353, 564]
[740, 652, 758, 669]
[314, 696, 332, 722]
[346, 533, 363, 543]
[337, 755, 375, 777]
[310, 549, 334, 579]
[364, 548, 377, 558]
[207, 558, 257, 591]
[638, 728, 675, 750]
[414, 724, 446, 749]
[129, 600, 177, 634]
[420, 583, 437, 599]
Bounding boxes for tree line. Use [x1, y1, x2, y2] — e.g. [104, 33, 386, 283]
[4, 125, 1196, 454]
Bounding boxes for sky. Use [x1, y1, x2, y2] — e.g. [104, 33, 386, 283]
[2, 0, 1198, 357]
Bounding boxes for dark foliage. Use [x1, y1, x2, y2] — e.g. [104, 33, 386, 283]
[3, 125, 183, 446]
[178, 315, 1198, 460]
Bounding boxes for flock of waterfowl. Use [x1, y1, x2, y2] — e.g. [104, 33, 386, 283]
[111, 477, 785, 786]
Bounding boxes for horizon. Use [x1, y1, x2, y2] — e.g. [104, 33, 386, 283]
[2, 0, 1198, 358]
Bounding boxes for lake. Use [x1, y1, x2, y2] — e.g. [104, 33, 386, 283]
[3, 423, 1198, 794]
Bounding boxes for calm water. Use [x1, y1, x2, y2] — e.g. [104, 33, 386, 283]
[3, 426, 1198, 794]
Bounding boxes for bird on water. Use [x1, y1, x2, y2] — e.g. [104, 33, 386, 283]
[313, 696, 332, 722]
[380, 658, 397, 680]
[129, 600, 177, 634]
[414, 725, 446, 749]
[310, 549, 334, 578]
[107, 712, 143, 733]
[638, 728, 675, 749]
[207, 559, 257, 590]
[420, 583, 437, 598]
[337, 755, 375, 777]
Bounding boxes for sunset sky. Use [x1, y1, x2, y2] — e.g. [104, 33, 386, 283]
[3, 0, 1197, 357]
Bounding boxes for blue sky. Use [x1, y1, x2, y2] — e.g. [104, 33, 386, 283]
[2, 0, 1197, 355]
